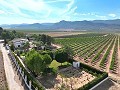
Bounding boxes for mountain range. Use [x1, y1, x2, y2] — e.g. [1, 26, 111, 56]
[1, 19, 120, 31]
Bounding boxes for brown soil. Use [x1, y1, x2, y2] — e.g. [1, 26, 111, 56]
[0, 51, 8, 90]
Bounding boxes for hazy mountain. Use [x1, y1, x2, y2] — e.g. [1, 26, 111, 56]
[93, 19, 120, 25]
[1, 19, 120, 31]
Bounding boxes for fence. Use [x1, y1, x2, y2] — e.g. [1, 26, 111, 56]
[7, 47, 44, 90]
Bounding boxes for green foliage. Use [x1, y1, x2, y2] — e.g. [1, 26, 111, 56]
[49, 60, 69, 69]
[25, 50, 54, 75]
[110, 37, 118, 70]
[25, 50, 45, 75]
[23, 41, 30, 51]
[30, 34, 54, 46]
[43, 54, 52, 67]
[41, 34, 54, 45]
[41, 34, 46, 44]
[63, 45, 74, 59]
[4, 39, 8, 45]
[39, 50, 54, 60]
[13, 53, 44, 90]
[10, 43, 15, 51]
[55, 34, 113, 58]
[1, 30, 25, 40]
[55, 49, 68, 64]
[0, 27, 3, 36]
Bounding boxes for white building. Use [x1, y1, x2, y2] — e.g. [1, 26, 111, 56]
[73, 62, 80, 68]
[12, 38, 28, 48]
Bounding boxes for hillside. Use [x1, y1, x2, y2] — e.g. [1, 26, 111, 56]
[1, 19, 120, 31]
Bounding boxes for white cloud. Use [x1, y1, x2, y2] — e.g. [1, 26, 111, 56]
[0, 10, 5, 14]
[0, 0, 76, 24]
[62, 0, 75, 14]
[0, 0, 75, 17]
[108, 14, 116, 17]
[45, 0, 72, 3]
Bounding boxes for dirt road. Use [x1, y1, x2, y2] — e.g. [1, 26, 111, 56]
[0, 43, 24, 90]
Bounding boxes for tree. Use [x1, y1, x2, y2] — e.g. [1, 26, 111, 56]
[25, 50, 45, 75]
[46, 35, 54, 45]
[55, 50, 68, 64]
[25, 50, 54, 75]
[1, 30, 8, 39]
[0, 27, 3, 36]
[43, 54, 52, 67]
[63, 45, 74, 59]
[41, 34, 46, 44]
[23, 42, 30, 51]
[41, 34, 54, 45]
[4, 39, 8, 46]
[10, 43, 15, 51]
[12, 30, 16, 34]
[40, 50, 54, 60]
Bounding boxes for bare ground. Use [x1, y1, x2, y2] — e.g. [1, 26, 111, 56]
[37, 32, 85, 37]
[0, 51, 8, 90]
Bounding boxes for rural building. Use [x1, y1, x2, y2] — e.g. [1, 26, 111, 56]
[73, 62, 80, 68]
[12, 38, 28, 48]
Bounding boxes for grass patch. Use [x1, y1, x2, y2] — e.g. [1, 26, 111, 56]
[49, 60, 69, 69]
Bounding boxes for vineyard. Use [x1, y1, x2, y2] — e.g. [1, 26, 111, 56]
[55, 33, 120, 75]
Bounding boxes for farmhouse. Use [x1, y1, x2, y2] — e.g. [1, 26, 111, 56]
[12, 38, 28, 48]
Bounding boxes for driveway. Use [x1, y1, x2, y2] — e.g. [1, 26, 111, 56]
[0, 42, 24, 90]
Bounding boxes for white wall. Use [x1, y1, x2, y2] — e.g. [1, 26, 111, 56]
[73, 62, 80, 68]
[14, 42, 23, 48]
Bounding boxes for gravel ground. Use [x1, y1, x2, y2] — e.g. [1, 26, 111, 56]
[0, 51, 8, 90]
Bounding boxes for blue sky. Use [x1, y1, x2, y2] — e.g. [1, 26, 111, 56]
[0, 0, 120, 24]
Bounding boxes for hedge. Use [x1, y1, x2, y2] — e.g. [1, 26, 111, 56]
[78, 73, 108, 90]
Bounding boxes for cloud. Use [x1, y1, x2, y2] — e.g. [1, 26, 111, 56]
[108, 14, 116, 17]
[0, 0, 75, 17]
[73, 12, 107, 20]
[45, 0, 72, 3]
[62, 0, 75, 14]
[0, 0, 77, 24]
[68, 6, 77, 15]
[0, 10, 5, 14]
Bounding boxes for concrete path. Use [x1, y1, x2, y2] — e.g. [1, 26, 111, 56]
[0, 43, 24, 90]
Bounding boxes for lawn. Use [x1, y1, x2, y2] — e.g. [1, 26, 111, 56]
[49, 60, 70, 69]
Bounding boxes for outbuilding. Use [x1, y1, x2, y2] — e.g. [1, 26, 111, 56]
[12, 38, 28, 48]
[73, 61, 80, 68]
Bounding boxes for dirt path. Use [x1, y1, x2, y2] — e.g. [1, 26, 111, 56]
[52, 44, 62, 49]
[0, 43, 24, 90]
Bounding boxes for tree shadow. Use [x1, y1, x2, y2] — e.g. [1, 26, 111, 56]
[58, 66, 82, 78]
[37, 73, 57, 89]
